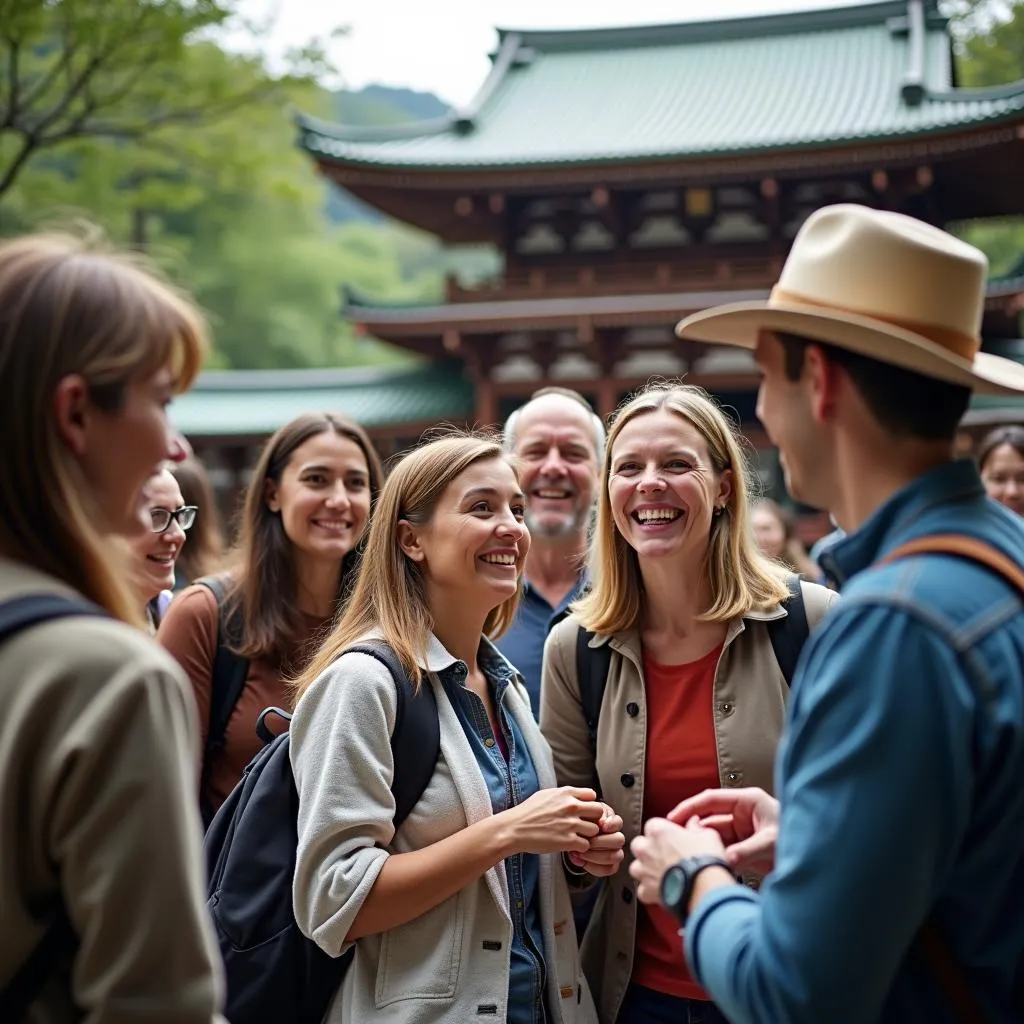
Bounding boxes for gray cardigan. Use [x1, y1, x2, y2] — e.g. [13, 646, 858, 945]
[290, 631, 598, 1024]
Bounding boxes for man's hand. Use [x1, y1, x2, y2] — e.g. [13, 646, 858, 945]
[668, 787, 780, 875]
[567, 804, 626, 877]
[629, 816, 727, 906]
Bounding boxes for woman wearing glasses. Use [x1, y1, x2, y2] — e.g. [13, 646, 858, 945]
[130, 467, 197, 632]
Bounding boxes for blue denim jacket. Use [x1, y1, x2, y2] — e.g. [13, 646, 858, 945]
[686, 460, 1024, 1023]
[495, 576, 587, 718]
[440, 640, 549, 1024]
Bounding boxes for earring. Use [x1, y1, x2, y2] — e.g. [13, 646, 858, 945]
[714, 505, 725, 517]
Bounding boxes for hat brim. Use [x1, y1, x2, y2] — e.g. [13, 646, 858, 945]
[675, 301, 1024, 396]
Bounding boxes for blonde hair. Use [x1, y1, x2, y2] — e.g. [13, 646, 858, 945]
[574, 382, 789, 635]
[294, 432, 523, 700]
[0, 230, 207, 626]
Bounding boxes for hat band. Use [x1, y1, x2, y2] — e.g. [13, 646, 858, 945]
[770, 287, 980, 363]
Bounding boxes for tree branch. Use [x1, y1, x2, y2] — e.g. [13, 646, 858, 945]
[1, 35, 20, 129]
[0, 131, 38, 199]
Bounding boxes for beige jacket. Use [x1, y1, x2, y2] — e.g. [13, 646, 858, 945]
[290, 632, 598, 1024]
[0, 558, 225, 1023]
[540, 581, 838, 1024]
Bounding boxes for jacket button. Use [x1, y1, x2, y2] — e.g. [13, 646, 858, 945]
[626, 702, 639, 717]
[622, 886, 634, 903]
[720, 702, 733, 714]
[726, 771, 740, 783]
[620, 773, 635, 788]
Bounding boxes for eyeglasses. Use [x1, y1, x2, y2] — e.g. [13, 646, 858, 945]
[150, 505, 198, 534]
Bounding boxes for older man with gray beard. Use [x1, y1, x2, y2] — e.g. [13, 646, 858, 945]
[495, 387, 603, 717]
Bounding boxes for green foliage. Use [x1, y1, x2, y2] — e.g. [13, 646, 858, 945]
[0, 0, 445, 370]
[944, 0, 1024, 277]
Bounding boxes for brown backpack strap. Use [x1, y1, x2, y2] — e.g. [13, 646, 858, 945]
[882, 533, 1024, 596]
[882, 532, 1024, 1024]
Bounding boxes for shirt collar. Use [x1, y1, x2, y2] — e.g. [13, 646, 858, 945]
[394, 629, 522, 686]
[819, 459, 985, 588]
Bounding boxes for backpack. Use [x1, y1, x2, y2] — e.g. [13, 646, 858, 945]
[202, 640, 441, 1024]
[575, 574, 809, 758]
[0, 594, 106, 1022]
[193, 576, 251, 828]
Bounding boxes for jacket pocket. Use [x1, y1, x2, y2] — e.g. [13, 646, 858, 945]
[374, 890, 465, 1006]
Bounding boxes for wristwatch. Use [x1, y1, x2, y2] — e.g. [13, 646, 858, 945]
[660, 855, 733, 926]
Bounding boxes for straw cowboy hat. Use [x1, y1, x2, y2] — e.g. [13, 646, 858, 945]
[675, 204, 1024, 395]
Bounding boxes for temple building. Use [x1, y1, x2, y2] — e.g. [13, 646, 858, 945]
[176, 0, 1024, 506]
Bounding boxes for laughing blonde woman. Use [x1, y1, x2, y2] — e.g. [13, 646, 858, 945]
[540, 383, 837, 1024]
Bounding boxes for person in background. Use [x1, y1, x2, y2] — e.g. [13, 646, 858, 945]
[291, 433, 621, 1024]
[129, 467, 195, 632]
[633, 204, 1024, 1023]
[158, 412, 383, 821]
[749, 497, 819, 580]
[977, 423, 1024, 518]
[541, 382, 836, 1024]
[170, 456, 225, 589]
[496, 387, 603, 715]
[0, 231, 224, 1021]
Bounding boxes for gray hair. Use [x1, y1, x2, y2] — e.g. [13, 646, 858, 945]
[502, 387, 606, 458]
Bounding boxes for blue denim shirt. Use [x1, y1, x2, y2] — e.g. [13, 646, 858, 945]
[686, 460, 1024, 1024]
[494, 576, 586, 718]
[439, 639, 549, 1024]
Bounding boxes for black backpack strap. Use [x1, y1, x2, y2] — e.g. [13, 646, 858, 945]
[0, 594, 105, 1019]
[575, 626, 612, 801]
[765, 576, 810, 688]
[347, 641, 440, 829]
[575, 626, 612, 756]
[195, 577, 250, 826]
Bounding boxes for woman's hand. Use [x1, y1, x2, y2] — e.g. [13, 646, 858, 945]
[566, 803, 626, 877]
[498, 786, 605, 855]
[668, 787, 780, 875]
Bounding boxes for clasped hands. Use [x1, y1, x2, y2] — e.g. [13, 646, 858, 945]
[629, 787, 780, 907]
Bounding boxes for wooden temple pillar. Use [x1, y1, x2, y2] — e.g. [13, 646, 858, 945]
[593, 328, 625, 419]
[461, 333, 499, 428]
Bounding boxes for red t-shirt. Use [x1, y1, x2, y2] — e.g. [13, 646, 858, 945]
[632, 643, 723, 1000]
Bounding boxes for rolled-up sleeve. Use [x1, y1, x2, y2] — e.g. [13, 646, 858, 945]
[685, 603, 974, 1024]
[290, 653, 401, 957]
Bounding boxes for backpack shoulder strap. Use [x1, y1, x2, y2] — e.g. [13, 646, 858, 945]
[765, 575, 809, 688]
[883, 534, 1024, 596]
[575, 626, 613, 758]
[882, 533, 1022, 1023]
[0, 595, 105, 1019]
[347, 641, 440, 830]
[195, 576, 250, 825]
[0, 594, 104, 645]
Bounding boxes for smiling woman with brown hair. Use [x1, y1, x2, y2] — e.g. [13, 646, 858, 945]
[159, 412, 384, 822]
[0, 230, 223, 1021]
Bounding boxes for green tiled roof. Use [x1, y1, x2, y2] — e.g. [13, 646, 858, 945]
[171, 364, 473, 439]
[298, 1, 1024, 171]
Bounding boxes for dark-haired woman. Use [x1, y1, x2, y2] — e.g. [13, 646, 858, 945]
[978, 424, 1024, 518]
[159, 412, 383, 819]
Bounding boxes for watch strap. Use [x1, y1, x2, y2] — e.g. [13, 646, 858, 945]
[667, 855, 733, 926]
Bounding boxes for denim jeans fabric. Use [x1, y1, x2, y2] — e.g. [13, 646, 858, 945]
[616, 983, 730, 1024]
[439, 643, 548, 1024]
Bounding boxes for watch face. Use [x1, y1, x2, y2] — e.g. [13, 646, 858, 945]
[661, 865, 686, 909]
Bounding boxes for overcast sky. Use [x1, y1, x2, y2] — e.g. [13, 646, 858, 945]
[235, 0, 862, 106]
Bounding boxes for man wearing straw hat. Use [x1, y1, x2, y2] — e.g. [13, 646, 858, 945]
[627, 204, 1024, 1023]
